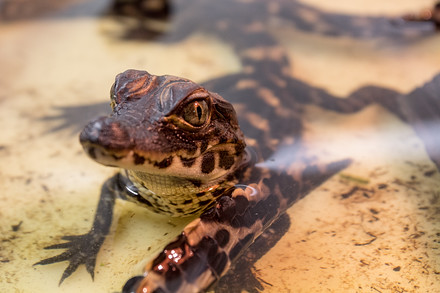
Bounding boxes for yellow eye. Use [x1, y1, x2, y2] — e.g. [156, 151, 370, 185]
[182, 100, 209, 127]
[110, 83, 116, 110]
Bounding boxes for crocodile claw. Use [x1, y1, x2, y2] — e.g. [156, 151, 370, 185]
[35, 232, 103, 285]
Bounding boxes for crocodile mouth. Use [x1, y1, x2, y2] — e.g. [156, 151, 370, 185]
[79, 116, 177, 170]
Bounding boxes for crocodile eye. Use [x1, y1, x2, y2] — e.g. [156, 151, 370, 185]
[182, 100, 209, 127]
[110, 83, 116, 110]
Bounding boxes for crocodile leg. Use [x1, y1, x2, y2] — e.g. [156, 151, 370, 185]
[35, 174, 122, 285]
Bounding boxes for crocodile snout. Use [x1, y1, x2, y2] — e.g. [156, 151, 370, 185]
[80, 116, 134, 151]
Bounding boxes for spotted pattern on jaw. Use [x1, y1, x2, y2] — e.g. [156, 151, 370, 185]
[180, 156, 196, 167]
[219, 151, 235, 170]
[121, 145, 251, 216]
[201, 152, 215, 174]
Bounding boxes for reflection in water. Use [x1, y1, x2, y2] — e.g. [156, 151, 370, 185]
[108, 0, 172, 40]
[103, 0, 439, 43]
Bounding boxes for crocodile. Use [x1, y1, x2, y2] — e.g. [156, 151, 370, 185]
[36, 68, 350, 291]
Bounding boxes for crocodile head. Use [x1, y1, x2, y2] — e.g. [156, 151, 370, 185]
[80, 69, 246, 185]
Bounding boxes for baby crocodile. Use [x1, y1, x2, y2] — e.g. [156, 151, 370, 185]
[36, 69, 350, 292]
[35, 69, 247, 282]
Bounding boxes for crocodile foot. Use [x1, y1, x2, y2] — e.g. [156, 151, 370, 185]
[35, 232, 104, 285]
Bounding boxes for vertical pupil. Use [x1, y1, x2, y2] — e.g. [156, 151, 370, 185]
[183, 100, 207, 126]
[196, 104, 202, 120]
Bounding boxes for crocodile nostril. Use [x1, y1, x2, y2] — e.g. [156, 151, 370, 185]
[79, 118, 104, 144]
[79, 116, 134, 151]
